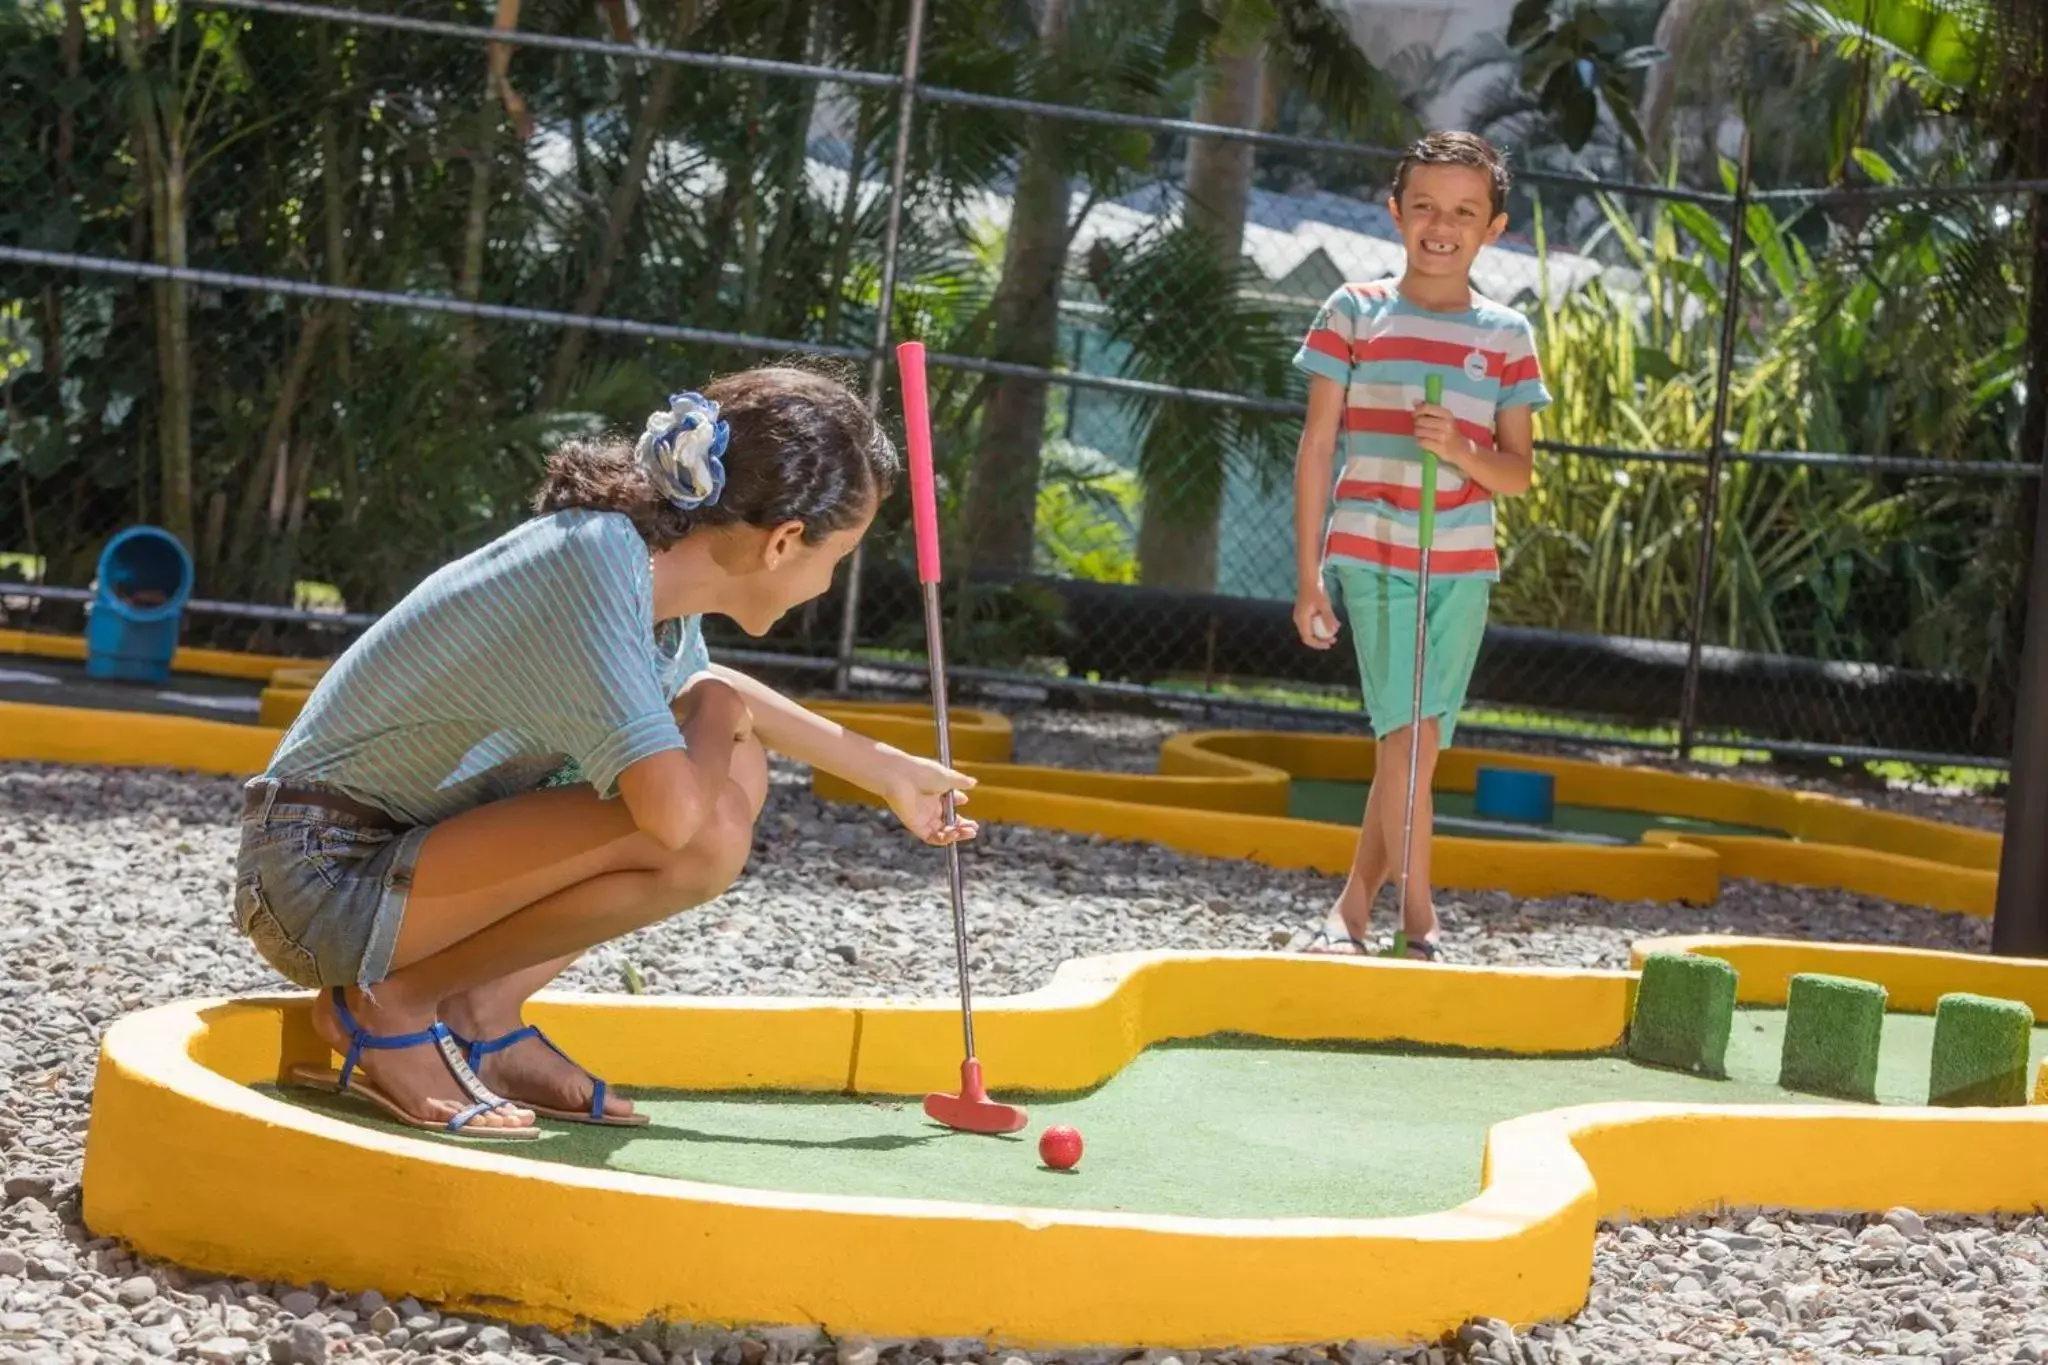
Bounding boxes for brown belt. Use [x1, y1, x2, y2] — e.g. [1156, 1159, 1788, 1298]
[243, 784, 404, 831]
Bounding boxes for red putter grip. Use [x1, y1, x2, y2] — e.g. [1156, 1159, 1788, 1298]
[897, 341, 942, 586]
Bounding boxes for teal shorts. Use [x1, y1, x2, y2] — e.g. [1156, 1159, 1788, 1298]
[1328, 563, 1490, 749]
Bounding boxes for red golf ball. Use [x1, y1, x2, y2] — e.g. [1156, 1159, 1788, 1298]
[1038, 1124, 1083, 1171]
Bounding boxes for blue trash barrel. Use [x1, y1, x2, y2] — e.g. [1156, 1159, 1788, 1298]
[1474, 766, 1557, 824]
[85, 526, 194, 684]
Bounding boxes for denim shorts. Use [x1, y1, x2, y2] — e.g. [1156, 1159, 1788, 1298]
[233, 779, 431, 990]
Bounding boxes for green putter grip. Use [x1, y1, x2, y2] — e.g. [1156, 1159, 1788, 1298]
[1419, 374, 1442, 550]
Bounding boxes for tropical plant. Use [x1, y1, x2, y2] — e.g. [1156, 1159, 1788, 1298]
[1492, 154, 2028, 750]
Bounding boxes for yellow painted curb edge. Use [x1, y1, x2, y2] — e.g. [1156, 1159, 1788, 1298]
[1635, 935, 2048, 1016]
[0, 628, 308, 682]
[83, 948, 2048, 1350]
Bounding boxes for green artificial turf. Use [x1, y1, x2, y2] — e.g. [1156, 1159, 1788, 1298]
[1778, 973, 1886, 1101]
[1286, 779, 1785, 844]
[273, 1009, 2048, 1223]
[1928, 992, 2036, 1106]
[1627, 952, 1738, 1077]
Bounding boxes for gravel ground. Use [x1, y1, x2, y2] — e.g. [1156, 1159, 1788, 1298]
[0, 710, 2034, 1365]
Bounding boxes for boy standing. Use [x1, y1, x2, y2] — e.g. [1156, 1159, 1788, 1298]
[1289, 131, 1550, 960]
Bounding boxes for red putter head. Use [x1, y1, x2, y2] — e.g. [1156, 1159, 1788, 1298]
[922, 1059, 1028, 1135]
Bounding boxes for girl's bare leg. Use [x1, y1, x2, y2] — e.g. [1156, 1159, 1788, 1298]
[436, 738, 774, 1119]
[310, 737, 769, 1129]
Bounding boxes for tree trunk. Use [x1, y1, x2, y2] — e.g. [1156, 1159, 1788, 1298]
[820, 1, 894, 344]
[37, 0, 85, 408]
[456, 0, 524, 364]
[228, 308, 329, 591]
[317, 23, 361, 524]
[1135, 28, 1265, 592]
[960, 0, 1072, 575]
[736, 0, 798, 334]
[820, 93, 876, 344]
[149, 127, 194, 547]
[1638, 0, 1701, 167]
[748, 1, 821, 337]
[539, 2, 697, 410]
[112, 0, 193, 546]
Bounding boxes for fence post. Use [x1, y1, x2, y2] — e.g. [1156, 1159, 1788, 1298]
[1993, 183, 2048, 957]
[1677, 131, 1752, 758]
[834, 0, 929, 695]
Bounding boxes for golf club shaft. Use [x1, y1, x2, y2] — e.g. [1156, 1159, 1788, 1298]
[1398, 375, 1443, 934]
[1398, 543, 1429, 924]
[920, 579, 975, 1060]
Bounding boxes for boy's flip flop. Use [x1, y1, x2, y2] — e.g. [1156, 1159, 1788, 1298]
[1301, 926, 1373, 956]
[289, 987, 540, 1140]
[1386, 931, 1445, 962]
[447, 1023, 650, 1127]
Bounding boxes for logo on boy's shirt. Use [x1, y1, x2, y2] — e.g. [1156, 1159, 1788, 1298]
[1463, 350, 1489, 382]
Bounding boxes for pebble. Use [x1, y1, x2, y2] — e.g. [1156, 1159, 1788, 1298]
[422, 1321, 472, 1347]
[0, 737, 2035, 1365]
[1885, 1207, 1931, 1242]
[271, 1321, 329, 1365]
[114, 1275, 157, 1306]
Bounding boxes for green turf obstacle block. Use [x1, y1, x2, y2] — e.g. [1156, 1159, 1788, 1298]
[1627, 952, 1737, 1078]
[1928, 993, 2035, 1107]
[1777, 973, 1886, 1101]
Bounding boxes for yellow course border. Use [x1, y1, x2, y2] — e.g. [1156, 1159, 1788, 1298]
[0, 627, 305, 682]
[1636, 935, 2048, 1016]
[0, 653, 2001, 912]
[82, 942, 2048, 1350]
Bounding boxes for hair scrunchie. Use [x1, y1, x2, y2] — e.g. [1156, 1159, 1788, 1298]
[636, 390, 731, 511]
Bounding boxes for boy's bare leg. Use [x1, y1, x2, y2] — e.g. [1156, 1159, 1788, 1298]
[309, 738, 770, 1129]
[1374, 718, 1443, 951]
[1314, 761, 1393, 951]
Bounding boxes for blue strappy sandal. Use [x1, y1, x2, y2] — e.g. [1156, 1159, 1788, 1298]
[446, 1023, 648, 1127]
[289, 987, 540, 1140]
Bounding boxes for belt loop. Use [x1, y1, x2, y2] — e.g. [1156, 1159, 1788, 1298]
[257, 779, 278, 823]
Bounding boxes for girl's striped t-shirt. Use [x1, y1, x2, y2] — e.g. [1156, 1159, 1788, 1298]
[261, 508, 710, 826]
[1292, 280, 1551, 581]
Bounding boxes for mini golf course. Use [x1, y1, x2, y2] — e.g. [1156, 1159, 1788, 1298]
[1286, 777, 1784, 845]
[80, 942, 2048, 1350]
[0, 641, 267, 722]
[5, 632, 2039, 1344]
[0, 629, 2005, 915]
[275, 1007, 2048, 1222]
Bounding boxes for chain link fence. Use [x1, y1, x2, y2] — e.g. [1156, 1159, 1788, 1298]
[1, 0, 2041, 774]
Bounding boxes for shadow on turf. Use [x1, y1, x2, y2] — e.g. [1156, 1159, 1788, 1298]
[263, 1083, 1022, 1165]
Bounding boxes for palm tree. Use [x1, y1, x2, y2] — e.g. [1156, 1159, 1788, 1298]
[1130, 0, 1407, 591]
[956, 0, 1178, 576]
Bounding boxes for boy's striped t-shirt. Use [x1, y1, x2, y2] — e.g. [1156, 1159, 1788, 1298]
[261, 508, 710, 826]
[1292, 280, 1551, 581]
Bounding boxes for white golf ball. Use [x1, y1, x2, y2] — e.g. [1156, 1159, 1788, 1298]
[1311, 619, 1333, 640]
